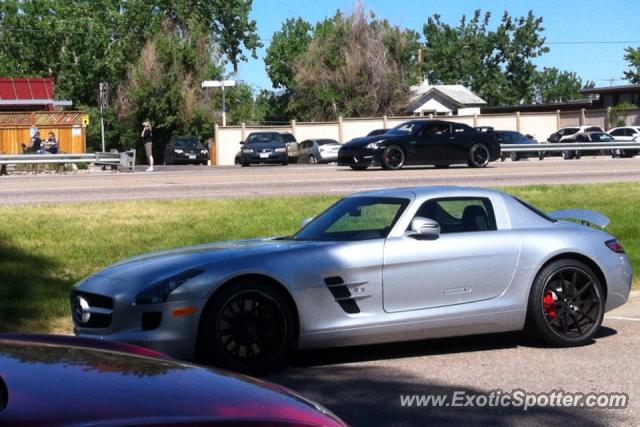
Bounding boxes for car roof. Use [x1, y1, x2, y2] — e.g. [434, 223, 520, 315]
[347, 186, 504, 200]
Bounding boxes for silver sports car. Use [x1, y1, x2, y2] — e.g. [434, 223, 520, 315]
[71, 187, 632, 372]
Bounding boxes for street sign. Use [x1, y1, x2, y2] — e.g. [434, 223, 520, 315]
[202, 80, 236, 88]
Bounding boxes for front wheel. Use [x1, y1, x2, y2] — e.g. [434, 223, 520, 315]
[309, 154, 317, 164]
[510, 152, 520, 162]
[198, 281, 296, 373]
[467, 143, 490, 168]
[525, 259, 605, 347]
[381, 145, 405, 170]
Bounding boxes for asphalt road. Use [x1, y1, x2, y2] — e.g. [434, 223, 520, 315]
[266, 295, 640, 427]
[1, 156, 640, 205]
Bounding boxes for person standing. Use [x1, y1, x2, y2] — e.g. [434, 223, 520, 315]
[141, 120, 154, 172]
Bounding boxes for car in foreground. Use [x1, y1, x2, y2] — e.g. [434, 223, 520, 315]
[496, 130, 543, 161]
[239, 132, 289, 166]
[163, 136, 209, 165]
[298, 139, 342, 163]
[337, 120, 501, 170]
[71, 186, 631, 373]
[0, 334, 345, 426]
[547, 125, 604, 143]
[607, 126, 640, 158]
[561, 131, 617, 159]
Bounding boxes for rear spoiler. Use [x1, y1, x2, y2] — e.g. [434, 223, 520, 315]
[548, 209, 610, 228]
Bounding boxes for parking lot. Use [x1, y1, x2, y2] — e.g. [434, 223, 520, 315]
[266, 298, 640, 426]
[1, 156, 640, 205]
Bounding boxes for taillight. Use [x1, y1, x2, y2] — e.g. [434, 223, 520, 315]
[605, 239, 625, 253]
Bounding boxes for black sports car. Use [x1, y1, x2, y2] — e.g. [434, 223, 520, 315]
[338, 120, 501, 170]
[163, 136, 209, 165]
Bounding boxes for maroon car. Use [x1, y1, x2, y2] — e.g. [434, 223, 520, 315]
[0, 334, 345, 427]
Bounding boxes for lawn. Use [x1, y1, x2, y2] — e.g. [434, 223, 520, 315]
[0, 182, 638, 334]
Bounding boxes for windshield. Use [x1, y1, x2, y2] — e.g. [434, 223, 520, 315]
[280, 133, 296, 143]
[591, 133, 614, 142]
[385, 121, 424, 136]
[246, 133, 284, 144]
[294, 197, 410, 241]
[175, 139, 203, 149]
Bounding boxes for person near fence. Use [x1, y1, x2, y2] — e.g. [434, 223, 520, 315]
[29, 131, 44, 154]
[44, 132, 59, 154]
[141, 120, 154, 172]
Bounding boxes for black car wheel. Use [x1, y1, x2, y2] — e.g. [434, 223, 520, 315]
[381, 145, 405, 170]
[309, 154, 317, 164]
[525, 259, 604, 347]
[467, 143, 490, 168]
[562, 151, 574, 160]
[510, 152, 520, 162]
[199, 281, 296, 373]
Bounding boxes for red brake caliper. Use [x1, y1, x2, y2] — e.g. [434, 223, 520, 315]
[543, 290, 556, 319]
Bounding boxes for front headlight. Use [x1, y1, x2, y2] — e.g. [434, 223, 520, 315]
[135, 269, 204, 305]
[201, 149, 208, 154]
[174, 149, 184, 154]
[242, 148, 254, 154]
[366, 141, 383, 150]
[275, 147, 287, 153]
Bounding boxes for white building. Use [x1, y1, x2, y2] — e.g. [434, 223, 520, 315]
[406, 81, 486, 116]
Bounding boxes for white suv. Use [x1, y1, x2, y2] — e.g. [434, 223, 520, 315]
[608, 126, 640, 141]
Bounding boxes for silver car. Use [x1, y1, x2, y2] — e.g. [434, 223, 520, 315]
[71, 186, 632, 372]
[298, 139, 341, 163]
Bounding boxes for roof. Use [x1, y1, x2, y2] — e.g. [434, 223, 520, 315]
[0, 77, 72, 110]
[408, 82, 487, 110]
[349, 186, 503, 199]
[579, 84, 640, 95]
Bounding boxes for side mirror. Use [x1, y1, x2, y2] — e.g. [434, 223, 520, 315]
[300, 217, 314, 228]
[409, 217, 440, 239]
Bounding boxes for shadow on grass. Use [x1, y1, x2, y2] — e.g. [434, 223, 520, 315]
[0, 235, 71, 332]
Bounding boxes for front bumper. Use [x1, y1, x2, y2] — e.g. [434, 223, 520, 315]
[173, 152, 209, 163]
[241, 151, 288, 164]
[73, 297, 204, 360]
[337, 148, 380, 167]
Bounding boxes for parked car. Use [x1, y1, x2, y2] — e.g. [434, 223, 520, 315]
[607, 126, 640, 158]
[238, 132, 288, 166]
[547, 125, 604, 143]
[0, 334, 345, 426]
[496, 130, 543, 161]
[561, 131, 616, 159]
[367, 128, 388, 137]
[71, 186, 631, 372]
[298, 139, 342, 163]
[338, 120, 500, 170]
[163, 136, 209, 165]
[280, 132, 300, 163]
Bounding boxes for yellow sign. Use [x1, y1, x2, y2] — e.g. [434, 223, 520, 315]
[82, 114, 90, 126]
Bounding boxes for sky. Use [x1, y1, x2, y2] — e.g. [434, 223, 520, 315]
[230, 0, 640, 92]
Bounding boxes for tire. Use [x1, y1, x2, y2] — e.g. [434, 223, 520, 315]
[381, 145, 405, 170]
[350, 165, 368, 171]
[309, 154, 317, 164]
[510, 152, 520, 162]
[467, 143, 490, 168]
[525, 259, 605, 347]
[198, 280, 296, 374]
[562, 151, 573, 160]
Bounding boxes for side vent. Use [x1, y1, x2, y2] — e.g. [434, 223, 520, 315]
[324, 276, 361, 314]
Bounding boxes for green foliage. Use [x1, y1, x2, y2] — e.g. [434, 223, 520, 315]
[623, 46, 640, 84]
[610, 102, 637, 127]
[533, 67, 591, 103]
[265, 18, 313, 90]
[422, 10, 549, 105]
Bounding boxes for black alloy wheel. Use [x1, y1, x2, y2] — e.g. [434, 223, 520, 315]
[199, 281, 295, 373]
[526, 259, 604, 346]
[468, 143, 490, 168]
[381, 145, 405, 170]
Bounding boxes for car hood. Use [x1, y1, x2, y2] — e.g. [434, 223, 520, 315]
[244, 142, 286, 150]
[0, 338, 344, 427]
[81, 238, 332, 289]
[342, 134, 402, 148]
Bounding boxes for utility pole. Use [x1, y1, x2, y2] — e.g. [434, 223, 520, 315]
[99, 82, 108, 152]
[201, 79, 236, 126]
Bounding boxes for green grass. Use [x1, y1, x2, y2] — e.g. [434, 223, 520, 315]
[0, 182, 638, 334]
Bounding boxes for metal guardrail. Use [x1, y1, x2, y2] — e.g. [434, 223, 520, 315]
[500, 142, 640, 153]
[0, 150, 136, 175]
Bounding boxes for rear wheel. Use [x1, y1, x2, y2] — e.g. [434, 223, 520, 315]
[525, 259, 604, 346]
[199, 281, 295, 374]
[381, 145, 405, 170]
[510, 152, 520, 162]
[467, 143, 490, 168]
[309, 154, 317, 164]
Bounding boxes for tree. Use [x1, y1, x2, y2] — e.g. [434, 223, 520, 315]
[533, 67, 591, 103]
[623, 46, 640, 84]
[265, 18, 313, 90]
[422, 10, 549, 105]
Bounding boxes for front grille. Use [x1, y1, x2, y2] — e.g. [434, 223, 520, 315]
[324, 276, 361, 314]
[70, 290, 114, 329]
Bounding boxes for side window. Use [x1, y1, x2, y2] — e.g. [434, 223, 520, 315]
[609, 129, 623, 136]
[412, 197, 497, 234]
